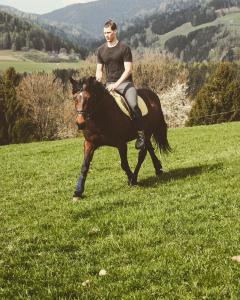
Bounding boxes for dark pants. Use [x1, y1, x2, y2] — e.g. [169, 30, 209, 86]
[107, 81, 143, 129]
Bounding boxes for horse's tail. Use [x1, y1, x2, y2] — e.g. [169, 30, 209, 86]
[152, 97, 171, 154]
[153, 121, 171, 153]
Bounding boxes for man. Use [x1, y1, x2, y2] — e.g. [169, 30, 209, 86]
[96, 19, 145, 150]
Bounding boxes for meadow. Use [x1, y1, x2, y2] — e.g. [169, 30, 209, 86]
[1, 121, 240, 299]
[0, 50, 82, 73]
[0, 61, 81, 73]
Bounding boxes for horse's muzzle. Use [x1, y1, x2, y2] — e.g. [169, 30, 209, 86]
[76, 114, 86, 130]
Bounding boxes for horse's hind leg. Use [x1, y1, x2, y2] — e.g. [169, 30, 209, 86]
[130, 147, 147, 185]
[147, 140, 163, 177]
[118, 144, 133, 184]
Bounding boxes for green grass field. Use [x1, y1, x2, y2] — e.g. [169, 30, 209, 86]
[0, 61, 82, 73]
[0, 50, 82, 73]
[1, 122, 240, 299]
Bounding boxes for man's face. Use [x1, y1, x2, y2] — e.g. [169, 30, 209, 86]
[103, 26, 117, 43]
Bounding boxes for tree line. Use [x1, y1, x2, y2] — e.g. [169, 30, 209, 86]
[1, 58, 240, 145]
[0, 11, 84, 55]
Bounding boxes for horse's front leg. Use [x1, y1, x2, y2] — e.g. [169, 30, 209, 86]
[73, 140, 95, 201]
[118, 144, 133, 184]
[130, 147, 147, 185]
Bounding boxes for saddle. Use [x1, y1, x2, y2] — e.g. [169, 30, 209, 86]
[110, 91, 148, 119]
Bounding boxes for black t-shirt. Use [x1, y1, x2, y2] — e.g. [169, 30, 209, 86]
[97, 41, 133, 82]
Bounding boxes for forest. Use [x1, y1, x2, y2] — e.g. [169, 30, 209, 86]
[0, 11, 86, 56]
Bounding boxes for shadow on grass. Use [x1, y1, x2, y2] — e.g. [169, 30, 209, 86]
[138, 163, 223, 187]
[70, 163, 223, 221]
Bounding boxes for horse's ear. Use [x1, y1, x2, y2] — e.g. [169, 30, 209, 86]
[90, 76, 96, 81]
[88, 76, 96, 85]
[85, 76, 96, 91]
[69, 77, 77, 86]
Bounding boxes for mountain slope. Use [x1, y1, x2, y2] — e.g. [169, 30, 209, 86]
[2, 0, 240, 62]
[118, 1, 240, 62]
[0, 1, 204, 39]
[40, 0, 165, 38]
[0, 4, 38, 20]
[0, 10, 83, 55]
[0, 5, 92, 52]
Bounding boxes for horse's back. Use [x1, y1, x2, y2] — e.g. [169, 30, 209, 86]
[137, 88, 162, 105]
[137, 88, 163, 112]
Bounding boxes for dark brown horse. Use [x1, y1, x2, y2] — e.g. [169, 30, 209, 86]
[70, 76, 171, 201]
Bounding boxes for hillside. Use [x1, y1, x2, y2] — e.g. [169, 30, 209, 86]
[119, 2, 240, 62]
[1, 122, 240, 298]
[40, 0, 169, 38]
[40, 0, 215, 39]
[1, 0, 240, 62]
[0, 4, 93, 51]
[0, 1, 209, 48]
[0, 10, 87, 57]
[160, 11, 240, 61]
[0, 4, 38, 20]
[152, 10, 240, 48]
[0, 1, 206, 40]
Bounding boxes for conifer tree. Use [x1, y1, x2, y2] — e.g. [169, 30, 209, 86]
[187, 62, 240, 125]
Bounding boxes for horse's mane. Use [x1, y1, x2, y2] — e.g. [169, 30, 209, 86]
[82, 76, 109, 98]
[71, 75, 112, 102]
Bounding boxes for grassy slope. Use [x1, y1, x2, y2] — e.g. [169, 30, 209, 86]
[0, 50, 82, 73]
[0, 61, 82, 73]
[0, 122, 240, 299]
[154, 11, 240, 48]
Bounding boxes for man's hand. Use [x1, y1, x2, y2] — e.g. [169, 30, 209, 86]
[96, 63, 103, 82]
[107, 83, 118, 92]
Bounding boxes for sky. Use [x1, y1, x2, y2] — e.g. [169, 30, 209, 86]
[0, 0, 99, 14]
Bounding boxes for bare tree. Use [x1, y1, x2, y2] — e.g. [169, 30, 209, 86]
[17, 73, 76, 140]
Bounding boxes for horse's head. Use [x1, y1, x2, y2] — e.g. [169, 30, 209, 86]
[70, 76, 101, 130]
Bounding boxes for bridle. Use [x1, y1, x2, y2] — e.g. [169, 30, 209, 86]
[73, 90, 92, 121]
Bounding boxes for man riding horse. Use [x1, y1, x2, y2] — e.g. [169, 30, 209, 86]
[96, 19, 146, 150]
[70, 20, 170, 200]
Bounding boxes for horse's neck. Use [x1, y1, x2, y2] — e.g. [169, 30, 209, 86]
[92, 93, 118, 128]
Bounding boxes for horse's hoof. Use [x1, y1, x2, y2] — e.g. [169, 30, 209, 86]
[72, 196, 82, 202]
[128, 178, 137, 186]
[72, 191, 83, 202]
[156, 169, 163, 177]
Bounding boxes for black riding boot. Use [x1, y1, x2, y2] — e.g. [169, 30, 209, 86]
[132, 106, 146, 150]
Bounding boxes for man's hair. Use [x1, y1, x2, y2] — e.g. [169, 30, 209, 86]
[104, 19, 117, 31]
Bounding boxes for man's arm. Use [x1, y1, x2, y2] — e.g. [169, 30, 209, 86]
[96, 63, 103, 82]
[107, 62, 132, 92]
